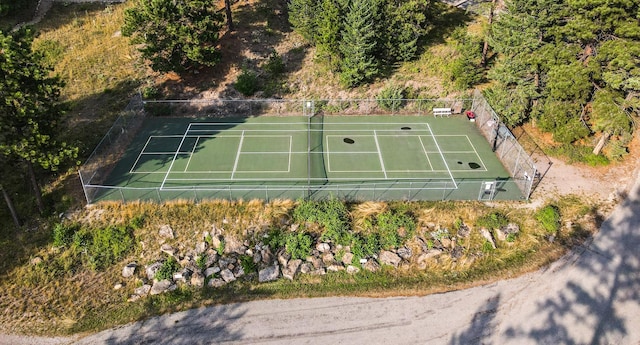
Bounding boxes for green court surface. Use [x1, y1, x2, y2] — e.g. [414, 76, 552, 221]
[93, 115, 524, 202]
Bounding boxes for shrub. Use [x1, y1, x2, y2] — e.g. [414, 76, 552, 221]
[155, 256, 180, 281]
[239, 254, 257, 274]
[476, 212, 509, 229]
[375, 211, 416, 250]
[535, 205, 561, 234]
[216, 238, 225, 256]
[264, 228, 286, 250]
[195, 255, 207, 271]
[376, 85, 406, 111]
[285, 231, 313, 260]
[235, 68, 259, 96]
[293, 199, 351, 245]
[86, 225, 135, 271]
[264, 51, 285, 75]
[52, 222, 81, 247]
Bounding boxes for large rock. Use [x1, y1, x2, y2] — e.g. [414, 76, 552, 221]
[204, 266, 221, 278]
[363, 259, 380, 272]
[299, 262, 313, 274]
[326, 264, 345, 272]
[208, 278, 226, 288]
[480, 228, 496, 249]
[457, 224, 471, 238]
[195, 242, 207, 254]
[258, 265, 280, 283]
[220, 269, 236, 283]
[316, 243, 331, 253]
[122, 263, 137, 278]
[346, 265, 360, 274]
[322, 252, 335, 265]
[396, 247, 412, 260]
[282, 259, 302, 280]
[145, 262, 163, 280]
[134, 284, 151, 296]
[253, 251, 262, 264]
[159, 225, 174, 239]
[379, 250, 402, 267]
[224, 236, 247, 255]
[261, 248, 274, 264]
[496, 223, 520, 241]
[341, 252, 354, 265]
[277, 251, 291, 267]
[150, 280, 173, 295]
[190, 272, 205, 287]
[210, 235, 223, 252]
[160, 244, 176, 256]
[307, 256, 323, 269]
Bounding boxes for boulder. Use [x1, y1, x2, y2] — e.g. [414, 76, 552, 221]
[211, 235, 223, 252]
[363, 259, 380, 272]
[316, 243, 331, 253]
[457, 224, 471, 238]
[346, 265, 360, 274]
[396, 247, 412, 260]
[277, 251, 291, 267]
[253, 251, 262, 264]
[150, 280, 173, 295]
[208, 278, 226, 288]
[496, 223, 520, 241]
[326, 264, 345, 272]
[258, 265, 280, 283]
[160, 244, 176, 256]
[224, 236, 247, 255]
[190, 272, 205, 287]
[145, 262, 163, 280]
[480, 228, 496, 249]
[195, 242, 207, 254]
[440, 238, 452, 249]
[282, 259, 302, 280]
[122, 263, 137, 278]
[322, 252, 335, 265]
[309, 268, 326, 275]
[341, 252, 354, 265]
[299, 262, 313, 274]
[233, 266, 245, 278]
[204, 266, 221, 278]
[261, 248, 274, 265]
[134, 284, 151, 296]
[379, 250, 402, 267]
[220, 269, 236, 283]
[158, 225, 174, 239]
[307, 256, 323, 269]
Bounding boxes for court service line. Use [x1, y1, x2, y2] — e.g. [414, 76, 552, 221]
[288, 135, 293, 173]
[418, 136, 435, 171]
[129, 136, 154, 173]
[183, 136, 200, 172]
[231, 130, 245, 179]
[160, 123, 193, 189]
[373, 130, 388, 178]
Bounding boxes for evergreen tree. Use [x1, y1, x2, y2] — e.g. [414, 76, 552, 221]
[314, 0, 343, 69]
[382, 0, 430, 62]
[288, 0, 319, 43]
[339, 0, 380, 87]
[122, 0, 224, 74]
[0, 28, 78, 213]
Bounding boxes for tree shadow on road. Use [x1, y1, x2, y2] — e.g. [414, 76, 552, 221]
[449, 294, 501, 345]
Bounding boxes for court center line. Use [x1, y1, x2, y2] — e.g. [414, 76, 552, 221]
[129, 136, 154, 173]
[288, 135, 293, 173]
[418, 136, 434, 171]
[183, 136, 200, 172]
[160, 123, 193, 189]
[231, 130, 245, 179]
[373, 130, 388, 178]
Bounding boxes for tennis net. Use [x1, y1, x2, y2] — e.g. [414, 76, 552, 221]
[307, 113, 328, 184]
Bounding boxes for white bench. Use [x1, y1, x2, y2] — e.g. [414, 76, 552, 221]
[433, 107, 452, 118]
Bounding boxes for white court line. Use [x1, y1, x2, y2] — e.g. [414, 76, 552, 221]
[160, 123, 193, 189]
[288, 135, 293, 173]
[129, 136, 154, 173]
[418, 136, 434, 171]
[466, 135, 489, 171]
[373, 130, 388, 178]
[426, 123, 457, 188]
[230, 130, 245, 179]
[183, 136, 200, 172]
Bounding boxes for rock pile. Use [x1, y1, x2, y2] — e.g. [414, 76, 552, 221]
[122, 221, 520, 301]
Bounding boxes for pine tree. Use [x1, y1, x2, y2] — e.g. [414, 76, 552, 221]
[122, 0, 224, 74]
[0, 28, 78, 214]
[314, 0, 343, 69]
[288, 0, 319, 43]
[339, 0, 380, 87]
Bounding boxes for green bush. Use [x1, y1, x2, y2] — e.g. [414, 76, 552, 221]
[476, 212, 509, 230]
[264, 51, 285, 75]
[535, 205, 561, 234]
[285, 231, 313, 260]
[52, 222, 81, 247]
[195, 255, 207, 271]
[374, 211, 416, 250]
[155, 256, 180, 281]
[81, 225, 134, 271]
[235, 68, 259, 96]
[264, 228, 286, 250]
[239, 254, 257, 274]
[293, 199, 351, 245]
[216, 238, 225, 256]
[376, 85, 406, 111]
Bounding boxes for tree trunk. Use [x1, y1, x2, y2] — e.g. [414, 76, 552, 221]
[26, 160, 45, 214]
[225, 0, 234, 31]
[480, 0, 496, 67]
[1, 185, 21, 227]
[593, 131, 611, 155]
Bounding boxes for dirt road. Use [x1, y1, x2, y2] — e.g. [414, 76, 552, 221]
[59, 173, 640, 344]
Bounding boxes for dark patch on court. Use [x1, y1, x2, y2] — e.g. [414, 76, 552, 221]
[469, 162, 481, 169]
[343, 138, 355, 144]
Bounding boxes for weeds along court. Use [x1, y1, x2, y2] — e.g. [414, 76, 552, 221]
[79, 92, 539, 203]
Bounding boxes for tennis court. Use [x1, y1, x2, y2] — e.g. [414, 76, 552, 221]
[88, 113, 523, 202]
